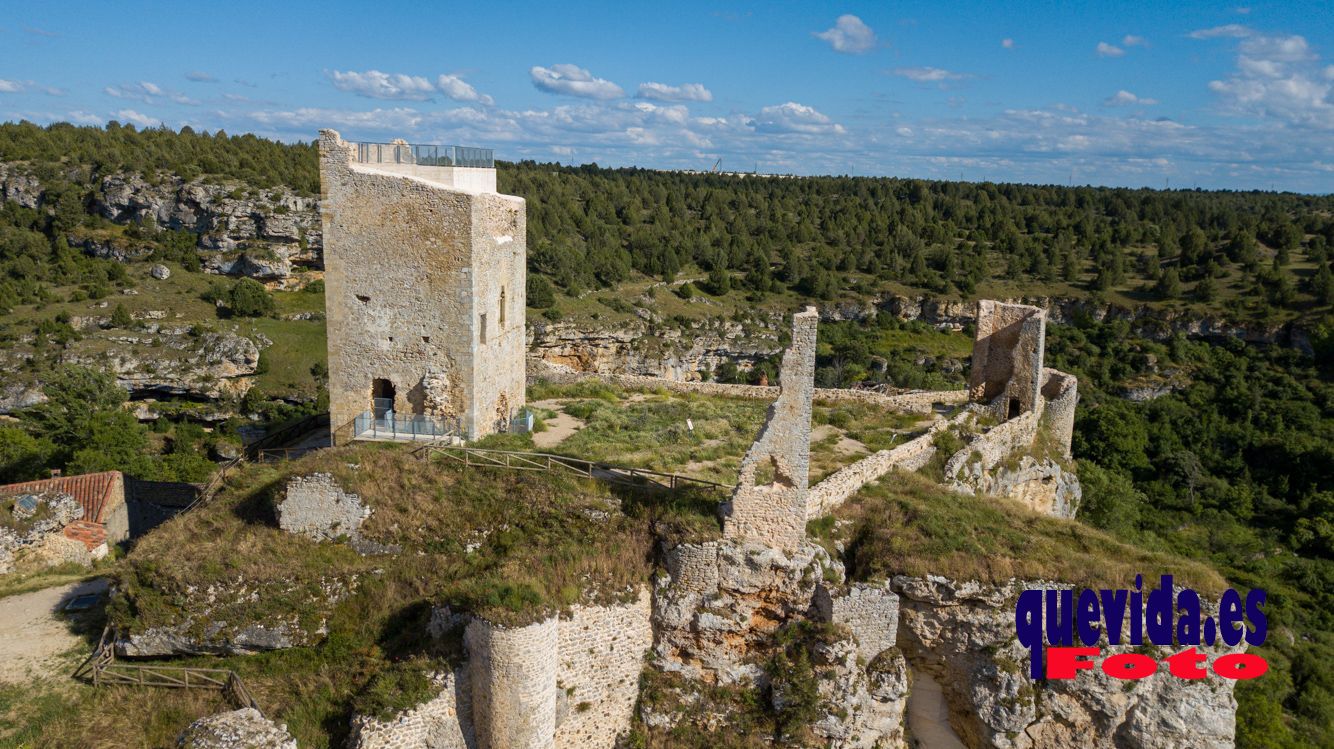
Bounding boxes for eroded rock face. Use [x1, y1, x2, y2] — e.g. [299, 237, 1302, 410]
[892, 575, 1239, 749]
[950, 455, 1082, 519]
[177, 708, 297, 749]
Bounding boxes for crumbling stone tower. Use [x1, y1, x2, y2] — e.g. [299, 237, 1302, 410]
[318, 129, 526, 441]
[722, 307, 818, 552]
[968, 300, 1046, 421]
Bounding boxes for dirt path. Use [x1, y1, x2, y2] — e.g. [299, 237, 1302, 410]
[529, 400, 586, 449]
[906, 672, 968, 749]
[0, 578, 107, 684]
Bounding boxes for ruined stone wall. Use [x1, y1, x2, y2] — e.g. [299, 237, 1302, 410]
[805, 413, 973, 518]
[1040, 367, 1078, 459]
[351, 670, 473, 749]
[276, 473, 369, 542]
[465, 617, 559, 749]
[554, 592, 653, 748]
[943, 409, 1042, 481]
[723, 308, 818, 552]
[529, 358, 966, 414]
[968, 300, 1045, 420]
[814, 582, 899, 663]
[318, 129, 525, 439]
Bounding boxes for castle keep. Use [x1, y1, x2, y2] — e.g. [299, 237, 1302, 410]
[318, 130, 526, 441]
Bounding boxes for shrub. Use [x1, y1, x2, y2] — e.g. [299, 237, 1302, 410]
[227, 279, 275, 318]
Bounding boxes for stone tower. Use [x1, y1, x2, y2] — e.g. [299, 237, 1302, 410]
[968, 300, 1046, 421]
[318, 129, 526, 442]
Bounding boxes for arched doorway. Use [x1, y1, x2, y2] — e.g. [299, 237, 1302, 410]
[372, 378, 395, 420]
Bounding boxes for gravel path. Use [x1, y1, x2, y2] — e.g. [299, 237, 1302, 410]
[0, 578, 107, 684]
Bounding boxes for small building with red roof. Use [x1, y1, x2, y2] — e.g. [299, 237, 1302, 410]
[0, 470, 128, 553]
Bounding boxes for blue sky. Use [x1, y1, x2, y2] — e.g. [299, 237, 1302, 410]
[1, 1, 1331, 192]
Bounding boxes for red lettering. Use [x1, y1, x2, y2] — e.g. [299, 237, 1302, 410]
[1101, 653, 1157, 680]
[1212, 653, 1269, 680]
[1045, 647, 1101, 679]
[1164, 647, 1209, 679]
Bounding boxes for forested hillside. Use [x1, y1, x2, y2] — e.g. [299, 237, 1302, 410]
[0, 121, 1330, 746]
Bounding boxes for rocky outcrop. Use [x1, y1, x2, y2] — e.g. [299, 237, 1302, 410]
[950, 454, 1082, 518]
[892, 575, 1239, 749]
[62, 329, 260, 400]
[115, 573, 355, 657]
[1, 163, 321, 283]
[649, 536, 909, 748]
[527, 316, 781, 379]
[177, 708, 297, 749]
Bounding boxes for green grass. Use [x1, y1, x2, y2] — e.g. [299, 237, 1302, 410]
[836, 470, 1228, 596]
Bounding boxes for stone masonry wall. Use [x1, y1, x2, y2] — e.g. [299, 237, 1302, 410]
[554, 591, 653, 748]
[969, 300, 1046, 420]
[276, 473, 370, 542]
[528, 358, 967, 415]
[319, 129, 526, 439]
[1040, 367, 1078, 459]
[465, 617, 559, 749]
[350, 670, 473, 749]
[723, 307, 818, 552]
[805, 413, 968, 518]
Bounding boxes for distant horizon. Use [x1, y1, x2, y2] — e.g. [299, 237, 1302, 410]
[2, 1, 1331, 192]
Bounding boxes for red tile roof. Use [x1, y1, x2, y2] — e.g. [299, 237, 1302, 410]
[0, 471, 122, 525]
[62, 520, 108, 551]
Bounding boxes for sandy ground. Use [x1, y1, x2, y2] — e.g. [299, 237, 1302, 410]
[811, 424, 869, 456]
[906, 672, 968, 749]
[0, 578, 108, 684]
[530, 399, 586, 449]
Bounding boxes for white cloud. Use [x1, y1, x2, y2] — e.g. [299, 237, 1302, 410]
[1001, 38, 1015, 49]
[186, 71, 217, 83]
[0, 79, 25, 93]
[890, 67, 971, 83]
[105, 81, 197, 105]
[1189, 24, 1252, 40]
[326, 70, 493, 104]
[1122, 35, 1148, 47]
[530, 64, 623, 100]
[750, 102, 845, 135]
[636, 82, 713, 102]
[328, 70, 436, 101]
[1104, 90, 1159, 106]
[1195, 28, 1333, 128]
[113, 109, 161, 128]
[435, 74, 494, 105]
[64, 110, 103, 125]
[1096, 42, 1125, 58]
[814, 15, 877, 54]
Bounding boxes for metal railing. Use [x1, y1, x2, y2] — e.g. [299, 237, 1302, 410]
[351, 140, 494, 169]
[354, 410, 461, 441]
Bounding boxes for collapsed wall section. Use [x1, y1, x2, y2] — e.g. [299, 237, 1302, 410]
[723, 307, 818, 552]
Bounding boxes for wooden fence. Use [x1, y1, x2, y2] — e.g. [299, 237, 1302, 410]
[413, 445, 729, 493]
[74, 626, 261, 712]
